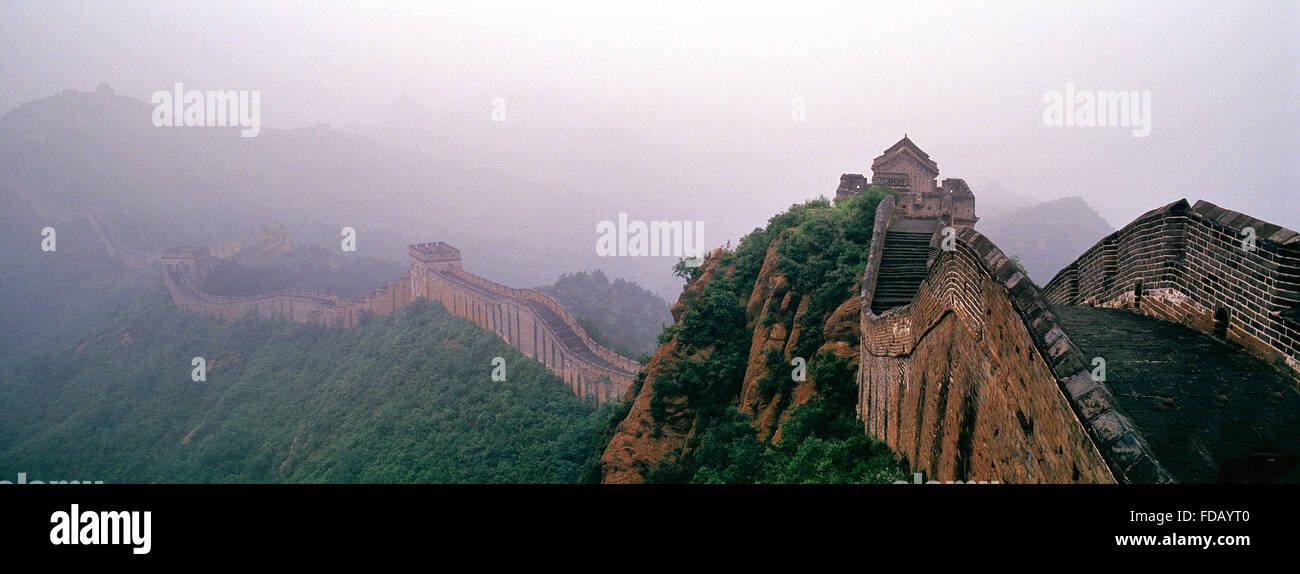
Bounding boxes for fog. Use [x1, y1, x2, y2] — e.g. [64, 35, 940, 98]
[2, 0, 1296, 297]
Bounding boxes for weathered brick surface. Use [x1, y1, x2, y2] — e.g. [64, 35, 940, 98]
[859, 226, 1153, 482]
[860, 194, 1299, 482]
[1052, 305, 1300, 483]
[1042, 199, 1300, 377]
[164, 238, 639, 405]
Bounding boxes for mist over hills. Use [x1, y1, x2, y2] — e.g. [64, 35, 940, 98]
[0, 87, 689, 299]
[976, 195, 1115, 285]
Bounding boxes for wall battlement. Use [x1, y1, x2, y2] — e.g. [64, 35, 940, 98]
[837, 136, 977, 228]
[409, 241, 463, 272]
[858, 222, 1167, 483]
[850, 139, 1300, 482]
[162, 235, 638, 405]
[858, 169, 1297, 481]
[1042, 199, 1300, 377]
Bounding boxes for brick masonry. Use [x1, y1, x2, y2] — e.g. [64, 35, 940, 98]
[858, 222, 1173, 482]
[858, 192, 1298, 482]
[851, 139, 1166, 483]
[1042, 199, 1300, 378]
[162, 237, 639, 405]
[1051, 305, 1299, 482]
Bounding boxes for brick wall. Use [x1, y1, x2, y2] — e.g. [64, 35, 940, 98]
[163, 260, 411, 329]
[1042, 199, 1300, 377]
[872, 154, 937, 197]
[162, 239, 637, 406]
[859, 225, 1176, 483]
[858, 195, 895, 309]
[408, 258, 638, 405]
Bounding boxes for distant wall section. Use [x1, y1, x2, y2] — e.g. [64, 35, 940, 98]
[162, 237, 638, 406]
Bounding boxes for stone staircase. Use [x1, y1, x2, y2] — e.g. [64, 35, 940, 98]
[523, 299, 623, 371]
[870, 230, 932, 314]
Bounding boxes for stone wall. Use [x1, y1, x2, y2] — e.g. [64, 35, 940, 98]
[858, 195, 895, 310]
[859, 226, 1175, 483]
[162, 250, 411, 328]
[408, 249, 638, 404]
[162, 239, 638, 406]
[1042, 199, 1300, 377]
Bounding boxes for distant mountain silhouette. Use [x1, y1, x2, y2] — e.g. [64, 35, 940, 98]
[976, 196, 1115, 284]
[0, 87, 683, 298]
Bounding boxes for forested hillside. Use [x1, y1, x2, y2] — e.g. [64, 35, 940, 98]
[0, 203, 613, 483]
[595, 192, 908, 483]
[538, 269, 671, 358]
[0, 289, 611, 483]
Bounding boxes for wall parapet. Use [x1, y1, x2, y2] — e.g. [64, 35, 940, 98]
[858, 195, 895, 313]
[439, 267, 640, 376]
[1042, 199, 1300, 377]
[859, 223, 1175, 483]
[163, 233, 639, 406]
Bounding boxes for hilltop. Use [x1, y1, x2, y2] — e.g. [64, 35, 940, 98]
[593, 192, 907, 483]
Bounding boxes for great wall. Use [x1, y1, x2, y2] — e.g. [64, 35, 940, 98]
[136, 136, 1299, 482]
[841, 137, 1299, 483]
[159, 226, 639, 405]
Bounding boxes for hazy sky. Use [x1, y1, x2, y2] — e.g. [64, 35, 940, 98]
[3, 0, 1297, 236]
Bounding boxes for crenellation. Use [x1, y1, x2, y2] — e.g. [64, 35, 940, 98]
[1044, 199, 1300, 378]
[852, 139, 1191, 483]
[837, 136, 978, 228]
[163, 233, 638, 405]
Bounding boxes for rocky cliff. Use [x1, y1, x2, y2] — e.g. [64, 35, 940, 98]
[598, 193, 905, 484]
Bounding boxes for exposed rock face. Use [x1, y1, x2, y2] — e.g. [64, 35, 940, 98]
[599, 349, 693, 484]
[600, 252, 728, 483]
[599, 238, 864, 482]
[737, 237, 803, 442]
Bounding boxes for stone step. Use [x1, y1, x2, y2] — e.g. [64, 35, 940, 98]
[870, 228, 937, 313]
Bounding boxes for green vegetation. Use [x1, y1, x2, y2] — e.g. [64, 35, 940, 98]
[1, 185, 905, 484]
[538, 269, 671, 358]
[0, 289, 613, 483]
[629, 190, 908, 483]
[646, 350, 905, 484]
[0, 214, 615, 483]
[0, 216, 157, 359]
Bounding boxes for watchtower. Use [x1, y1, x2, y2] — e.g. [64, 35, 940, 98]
[410, 241, 462, 273]
[836, 136, 978, 228]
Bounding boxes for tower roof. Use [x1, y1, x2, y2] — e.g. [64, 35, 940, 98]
[871, 135, 939, 175]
